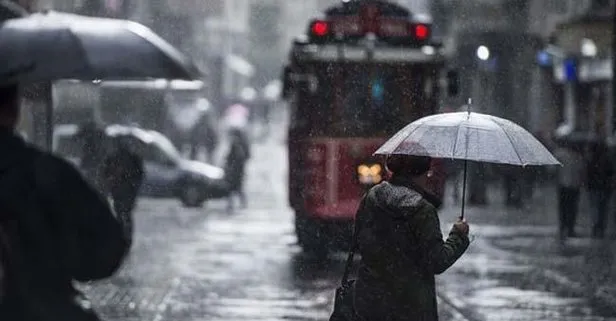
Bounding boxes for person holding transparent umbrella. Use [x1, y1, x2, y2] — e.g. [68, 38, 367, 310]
[351, 150, 470, 321]
[329, 108, 560, 321]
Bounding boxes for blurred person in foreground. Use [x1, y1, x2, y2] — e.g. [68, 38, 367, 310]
[224, 127, 251, 212]
[0, 84, 129, 320]
[553, 139, 585, 239]
[354, 152, 470, 321]
[103, 136, 144, 247]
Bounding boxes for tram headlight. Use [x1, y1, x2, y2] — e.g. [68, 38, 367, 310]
[357, 163, 383, 185]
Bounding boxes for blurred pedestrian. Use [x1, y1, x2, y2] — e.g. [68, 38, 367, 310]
[553, 141, 585, 239]
[0, 84, 128, 320]
[224, 127, 251, 212]
[586, 141, 614, 239]
[351, 152, 470, 321]
[76, 121, 107, 191]
[502, 165, 523, 208]
[223, 103, 250, 129]
[102, 137, 144, 247]
[446, 159, 464, 204]
[188, 98, 219, 163]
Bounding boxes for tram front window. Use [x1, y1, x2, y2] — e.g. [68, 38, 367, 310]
[339, 68, 402, 135]
[307, 63, 430, 137]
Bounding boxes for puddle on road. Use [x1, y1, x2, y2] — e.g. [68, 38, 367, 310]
[493, 236, 588, 257]
[440, 250, 614, 320]
[453, 252, 533, 278]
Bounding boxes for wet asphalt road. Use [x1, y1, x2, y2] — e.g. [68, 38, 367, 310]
[78, 126, 616, 321]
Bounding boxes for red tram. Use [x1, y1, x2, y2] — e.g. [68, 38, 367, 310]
[281, 0, 459, 254]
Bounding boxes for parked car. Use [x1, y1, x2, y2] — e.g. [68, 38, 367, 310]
[53, 124, 228, 208]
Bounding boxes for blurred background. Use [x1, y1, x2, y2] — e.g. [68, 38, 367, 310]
[9, 0, 613, 149]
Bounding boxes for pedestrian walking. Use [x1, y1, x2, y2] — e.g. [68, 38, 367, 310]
[76, 121, 107, 191]
[553, 142, 585, 239]
[224, 127, 251, 212]
[189, 98, 219, 163]
[586, 141, 614, 239]
[223, 103, 250, 129]
[0, 84, 129, 320]
[349, 153, 470, 321]
[502, 165, 523, 208]
[102, 136, 145, 247]
[446, 159, 464, 204]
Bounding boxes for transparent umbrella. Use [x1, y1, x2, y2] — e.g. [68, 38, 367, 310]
[374, 109, 561, 218]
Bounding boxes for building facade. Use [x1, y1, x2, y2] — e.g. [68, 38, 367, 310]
[535, 0, 614, 141]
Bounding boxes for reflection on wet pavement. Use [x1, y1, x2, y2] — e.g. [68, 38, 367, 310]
[439, 233, 616, 321]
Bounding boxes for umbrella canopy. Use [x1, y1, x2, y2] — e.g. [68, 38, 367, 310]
[374, 111, 560, 166]
[0, 0, 27, 21]
[0, 10, 202, 83]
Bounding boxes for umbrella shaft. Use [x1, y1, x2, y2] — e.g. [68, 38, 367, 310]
[460, 159, 468, 220]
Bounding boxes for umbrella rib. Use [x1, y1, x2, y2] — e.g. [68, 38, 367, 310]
[495, 121, 524, 165]
[126, 23, 197, 79]
[66, 28, 93, 75]
[451, 123, 463, 159]
[392, 124, 422, 154]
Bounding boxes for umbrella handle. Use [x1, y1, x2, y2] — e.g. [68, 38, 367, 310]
[460, 159, 468, 220]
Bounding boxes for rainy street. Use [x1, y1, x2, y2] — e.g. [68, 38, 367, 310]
[2, 0, 616, 320]
[75, 123, 616, 321]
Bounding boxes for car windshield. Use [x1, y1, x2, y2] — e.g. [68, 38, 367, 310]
[149, 133, 183, 163]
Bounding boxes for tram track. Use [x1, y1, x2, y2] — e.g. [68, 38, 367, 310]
[437, 290, 479, 321]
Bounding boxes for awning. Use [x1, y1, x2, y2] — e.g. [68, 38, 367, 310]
[553, 57, 612, 83]
[224, 54, 255, 77]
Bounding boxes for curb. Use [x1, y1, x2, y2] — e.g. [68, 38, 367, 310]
[540, 268, 616, 314]
[594, 286, 616, 314]
[473, 236, 616, 315]
[539, 269, 585, 296]
[437, 290, 481, 321]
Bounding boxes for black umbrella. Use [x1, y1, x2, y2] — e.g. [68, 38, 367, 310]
[0, 0, 27, 21]
[0, 10, 202, 84]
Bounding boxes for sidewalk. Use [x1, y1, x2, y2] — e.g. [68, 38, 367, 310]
[441, 181, 616, 314]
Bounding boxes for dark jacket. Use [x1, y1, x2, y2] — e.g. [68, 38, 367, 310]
[354, 177, 469, 321]
[103, 147, 144, 200]
[586, 143, 614, 190]
[0, 129, 129, 319]
[224, 130, 250, 187]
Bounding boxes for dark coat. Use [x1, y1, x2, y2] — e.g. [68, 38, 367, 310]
[224, 131, 250, 189]
[354, 176, 469, 321]
[0, 129, 128, 319]
[586, 143, 614, 191]
[103, 147, 144, 200]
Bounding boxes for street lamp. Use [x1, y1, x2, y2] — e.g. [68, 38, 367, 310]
[581, 38, 597, 57]
[476, 45, 490, 61]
